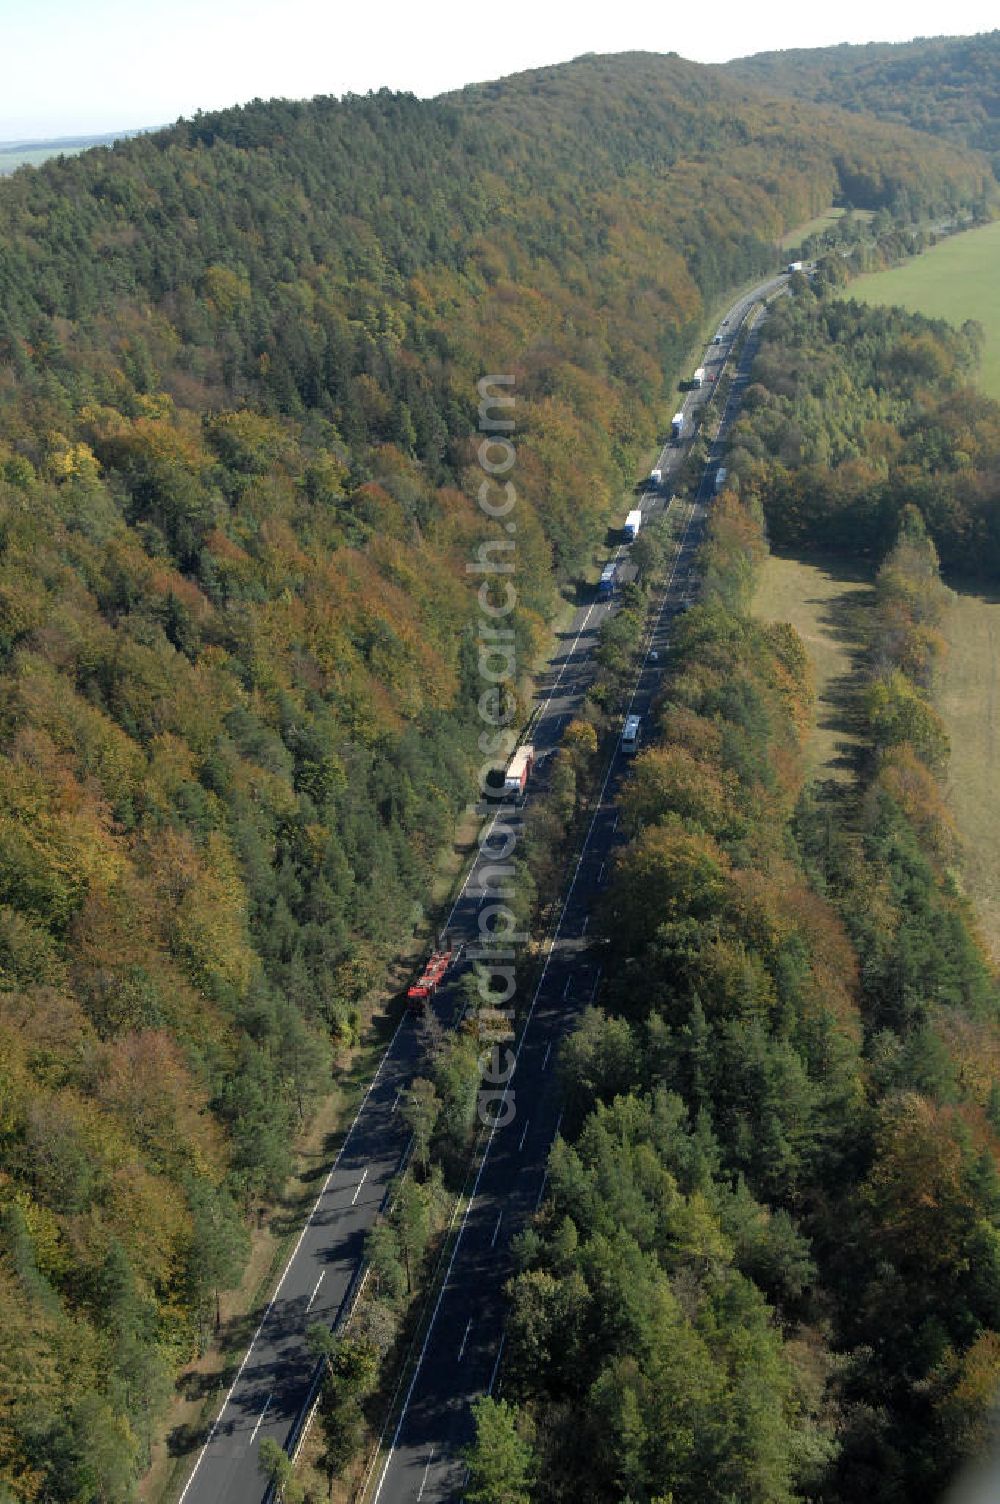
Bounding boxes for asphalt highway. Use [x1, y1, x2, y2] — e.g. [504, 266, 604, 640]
[177, 270, 784, 1504]
[365, 285, 779, 1504]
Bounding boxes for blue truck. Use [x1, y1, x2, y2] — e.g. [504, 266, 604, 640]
[598, 562, 618, 599]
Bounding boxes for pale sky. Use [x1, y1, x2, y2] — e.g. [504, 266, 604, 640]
[1, 0, 997, 141]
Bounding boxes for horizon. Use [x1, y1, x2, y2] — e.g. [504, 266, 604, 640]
[1, 1, 997, 140]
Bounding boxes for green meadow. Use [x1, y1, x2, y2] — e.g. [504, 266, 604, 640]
[780, 205, 873, 250]
[850, 219, 1000, 398]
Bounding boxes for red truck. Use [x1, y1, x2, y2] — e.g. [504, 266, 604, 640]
[407, 936, 462, 1012]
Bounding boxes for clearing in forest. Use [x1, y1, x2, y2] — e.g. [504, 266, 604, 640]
[937, 586, 1000, 961]
[755, 557, 1000, 957]
[780, 205, 873, 250]
[753, 551, 870, 781]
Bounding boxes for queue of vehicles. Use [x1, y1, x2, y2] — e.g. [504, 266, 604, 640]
[408, 309, 726, 1006]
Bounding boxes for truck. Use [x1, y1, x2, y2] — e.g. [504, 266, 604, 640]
[598, 562, 618, 599]
[692, 367, 705, 389]
[623, 509, 642, 542]
[407, 935, 462, 1012]
[649, 467, 662, 488]
[622, 714, 641, 754]
[714, 466, 727, 494]
[786, 260, 804, 274]
[670, 412, 685, 443]
[503, 743, 535, 800]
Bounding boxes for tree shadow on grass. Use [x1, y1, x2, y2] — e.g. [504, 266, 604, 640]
[945, 575, 1000, 608]
[167, 1419, 209, 1458]
[809, 581, 874, 781]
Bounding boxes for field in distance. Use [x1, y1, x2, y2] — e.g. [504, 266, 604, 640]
[0, 128, 150, 175]
[849, 219, 1000, 398]
[0, 145, 91, 173]
[753, 551, 870, 781]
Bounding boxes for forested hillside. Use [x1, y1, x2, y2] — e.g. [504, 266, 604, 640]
[0, 50, 992, 1501]
[726, 31, 1000, 175]
[487, 293, 1000, 1499]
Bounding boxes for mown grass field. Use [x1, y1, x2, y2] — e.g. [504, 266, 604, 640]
[780, 206, 872, 250]
[850, 219, 1000, 398]
[753, 551, 870, 781]
[755, 555, 1000, 957]
[938, 586, 1000, 960]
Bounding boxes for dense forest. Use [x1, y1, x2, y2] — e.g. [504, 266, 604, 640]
[725, 30, 1000, 175]
[481, 351, 1000, 1501]
[0, 44, 996, 1501]
[0, 51, 989, 1502]
[727, 292, 1000, 574]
